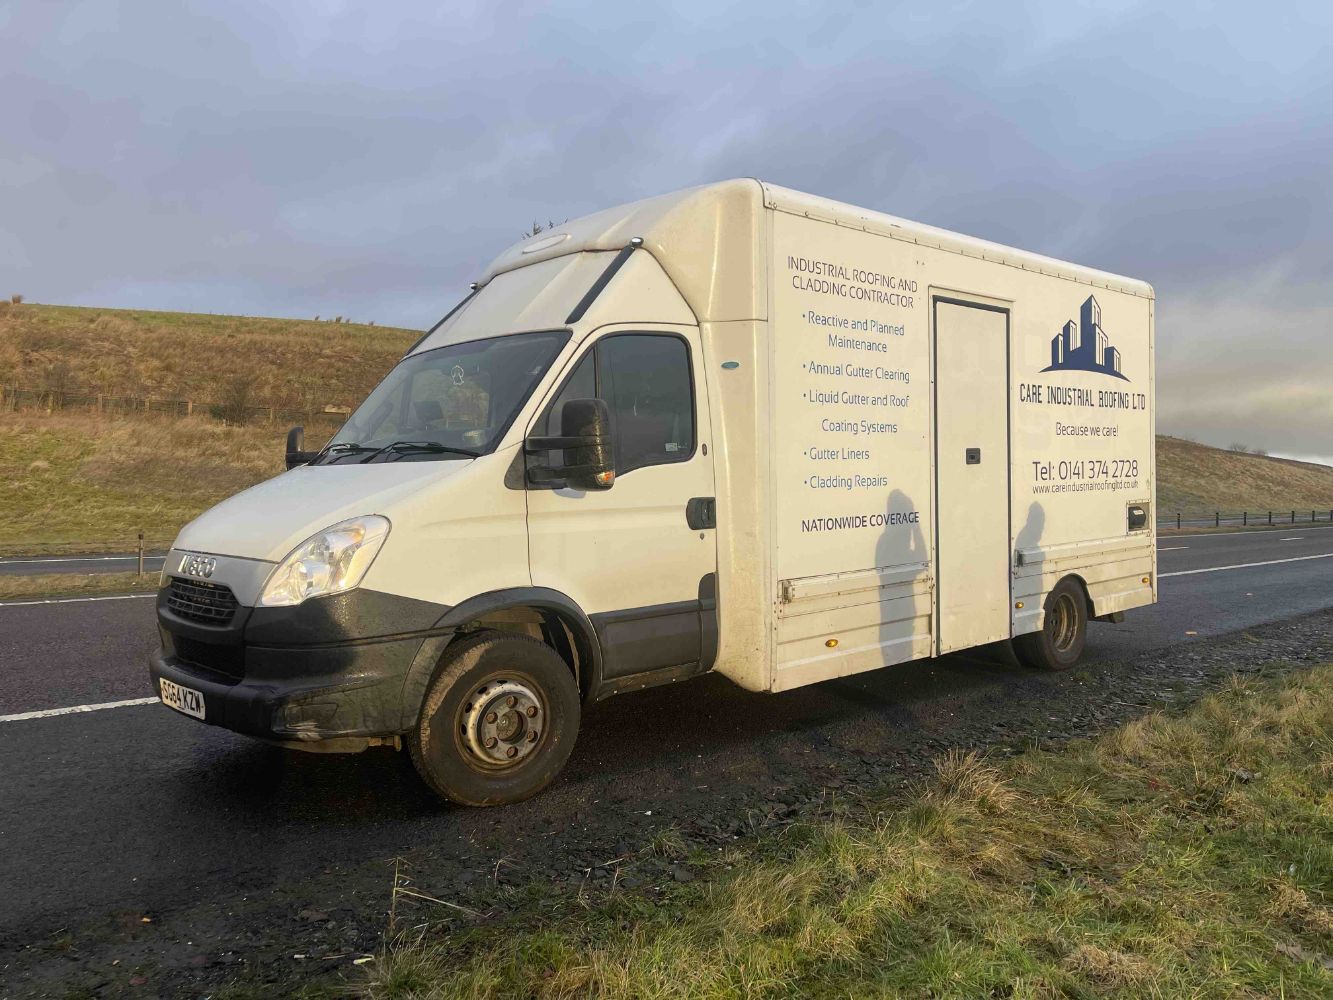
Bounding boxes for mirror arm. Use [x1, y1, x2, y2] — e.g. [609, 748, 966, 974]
[524, 465, 568, 488]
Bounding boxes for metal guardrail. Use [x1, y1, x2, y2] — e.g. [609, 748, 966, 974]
[1159, 509, 1333, 529]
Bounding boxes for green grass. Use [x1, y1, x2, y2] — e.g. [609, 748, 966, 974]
[364, 664, 1333, 998]
[0, 572, 156, 602]
[0, 411, 292, 553]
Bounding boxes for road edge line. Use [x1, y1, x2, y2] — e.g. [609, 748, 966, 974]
[1160, 552, 1333, 578]
[0, 697, 160, 723]
[0, 593, 157, 608]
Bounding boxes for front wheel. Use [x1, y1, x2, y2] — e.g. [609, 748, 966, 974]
[410, 630, 581, 806]
[1013, 577, 1087, 672]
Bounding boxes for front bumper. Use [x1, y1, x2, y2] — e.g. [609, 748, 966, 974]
[148, 636, 423, 745]
[149, 582, 451, 747]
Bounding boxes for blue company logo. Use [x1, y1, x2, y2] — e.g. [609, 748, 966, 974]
[1042, 295, 1129, 381]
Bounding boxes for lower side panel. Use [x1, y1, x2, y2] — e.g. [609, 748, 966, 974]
[772, 571, 933, 692]
[1012, 535, 1157, 634]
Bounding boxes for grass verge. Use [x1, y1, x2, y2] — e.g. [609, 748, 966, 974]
[366, 664, 1333, 998]
[0, 411, 293, 553]
[0, 572, 156, 602]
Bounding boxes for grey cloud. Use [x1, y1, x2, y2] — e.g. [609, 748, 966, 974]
[3, 0, 1331, 458]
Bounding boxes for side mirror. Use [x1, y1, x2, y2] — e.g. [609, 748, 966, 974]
[525, 398, 616, 490]
[286, 426, 317, 469]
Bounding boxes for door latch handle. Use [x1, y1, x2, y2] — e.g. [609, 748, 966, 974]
[686, 497, 716, 530]
[965, 447, 981, 465]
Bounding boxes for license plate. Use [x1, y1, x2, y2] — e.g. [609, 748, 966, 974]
[160, 678, 206, 720]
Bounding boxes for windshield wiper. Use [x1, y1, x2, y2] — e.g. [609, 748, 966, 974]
[360, 440, 481, 463]
[314, 441, 377, 463]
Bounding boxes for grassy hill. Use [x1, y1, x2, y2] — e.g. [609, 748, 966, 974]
[0, 302, 423, 553]
[1156, 436, 1333, 516]
[2, 303, 1332, 553]
[0, 302, 418, 410]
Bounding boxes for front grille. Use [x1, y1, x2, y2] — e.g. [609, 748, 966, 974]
[166, 576, 239, 626]
[172, 634, 245, 681]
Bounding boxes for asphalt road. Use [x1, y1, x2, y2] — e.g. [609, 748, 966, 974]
[2, 527, 1332, 993]
[0, 553, 167, 577]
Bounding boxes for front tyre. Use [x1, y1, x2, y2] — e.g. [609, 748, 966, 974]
[410, 630, 580, 806]
[1013, 577, 1087, 672]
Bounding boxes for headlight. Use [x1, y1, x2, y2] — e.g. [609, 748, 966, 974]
[259, 515, 391, 607]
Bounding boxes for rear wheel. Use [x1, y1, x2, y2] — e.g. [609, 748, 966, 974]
[1013, 577, 1087, 672]
[410, 630, 580, 806]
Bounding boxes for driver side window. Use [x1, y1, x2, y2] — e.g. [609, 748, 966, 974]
[539, 333, 695, 475]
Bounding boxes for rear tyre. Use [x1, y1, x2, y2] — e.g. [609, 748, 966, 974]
[410, 630, 580, 806]
[1013, 577, 1087, 672]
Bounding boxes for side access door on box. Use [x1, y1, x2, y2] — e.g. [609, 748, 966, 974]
[932, 296, 1012, 653]
[525, 326, 719, 693]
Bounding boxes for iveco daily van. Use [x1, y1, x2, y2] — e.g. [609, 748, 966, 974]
[150, 180, 1156, 805]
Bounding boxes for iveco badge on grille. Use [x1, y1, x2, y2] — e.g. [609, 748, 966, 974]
[178, 553, 217, 579]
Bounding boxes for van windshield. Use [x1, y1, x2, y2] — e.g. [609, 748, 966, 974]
[316, 331, 568, 464]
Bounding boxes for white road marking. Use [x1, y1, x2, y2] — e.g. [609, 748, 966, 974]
[0, 555, 164, 565]
[1280, 537, 1304, 541]
[1162, 524, 1333, 540]
[0, 593, 156, 608]
[1160, 552, 1333, 578]
[1158, 545, 1189, 551]
[0, 697, 159, 723]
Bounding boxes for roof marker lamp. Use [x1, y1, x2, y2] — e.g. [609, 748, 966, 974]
[259, 515, 391, 607]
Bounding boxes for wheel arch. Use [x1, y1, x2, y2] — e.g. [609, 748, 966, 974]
[1060, 572, 1095, 617]
[398, 587, 603, 729]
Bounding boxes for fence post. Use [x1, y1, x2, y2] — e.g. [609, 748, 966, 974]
[1176, 512, 1181, 529]
[1292, 510, 1296, 524]
[1243, 511, 1247, 526]
[1215, 512, 1219, 527]
[137, 532, 145, 579]
[1268, 511, 1273, 525]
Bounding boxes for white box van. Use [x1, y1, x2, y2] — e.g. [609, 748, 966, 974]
[150, 180, 1156, 805]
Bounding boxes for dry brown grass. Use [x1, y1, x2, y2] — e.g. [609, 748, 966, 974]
[0, 302, 418, 410]
[365, 664, 1333, 999]
[1157, 435, 1333, 514]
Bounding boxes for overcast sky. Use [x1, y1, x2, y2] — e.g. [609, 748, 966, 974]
[3, 1, 1331, 461]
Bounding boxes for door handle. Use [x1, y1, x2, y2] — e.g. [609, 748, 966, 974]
[686, 497, 716, 530]
[966, 447, 981, 465]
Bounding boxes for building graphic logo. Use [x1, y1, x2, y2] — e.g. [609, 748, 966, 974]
[1043, 295, 1129, 381]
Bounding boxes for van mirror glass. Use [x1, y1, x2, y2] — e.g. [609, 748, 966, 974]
[524, 398, 616, 490]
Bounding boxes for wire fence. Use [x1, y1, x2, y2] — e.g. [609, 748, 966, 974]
[1160, 509, 1333, 529]
[0, 384, 351, 427]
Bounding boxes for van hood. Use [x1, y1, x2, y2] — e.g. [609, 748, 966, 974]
[173, 459, 472, 562]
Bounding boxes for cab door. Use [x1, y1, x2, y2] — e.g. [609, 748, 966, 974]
[525, 326, 718, 687]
